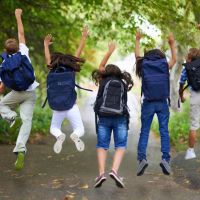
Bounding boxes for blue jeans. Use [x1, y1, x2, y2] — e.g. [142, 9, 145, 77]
[137, 100, 170, 161]
[96, 115, 128, 150]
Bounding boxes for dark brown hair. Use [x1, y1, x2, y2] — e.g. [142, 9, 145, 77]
[136, 49, 166, 78]
[92, 64, 133, 91]
[4, 38, 19, 54]
[48, 52, 85, 72]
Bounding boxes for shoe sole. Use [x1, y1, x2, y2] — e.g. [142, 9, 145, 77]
[160, 163, 170, 175]
[137, 163, 148, 176]
[70, 134, 85, 152]
[185, 155, 196, 160]
[109, 173, 124, 188]
[15, 153, 24, 171]
[94, 177, 106, 188]
[53, 134, 66, 154]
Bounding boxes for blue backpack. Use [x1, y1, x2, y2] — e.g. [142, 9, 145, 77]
[44, 67, 92, 111]
[141, 51, 170, 101]
[0, 52, 35, 91]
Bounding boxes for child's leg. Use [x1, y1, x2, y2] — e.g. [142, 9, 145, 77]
[0, 91, 18, 122]
[137, 102, 155, 161]
[112, 116, 128, 173]
[96, 117, 112, 175]
[97, 148, 108, 175]
[50, 111, 66, 138]
[64, 104, 85, 151]
[65, 104, 84, 137]
[50, 110, 66, 154]
[13, 91, 36, 153]
[156, 102, 170, 161]
[189, 104, 200, 148]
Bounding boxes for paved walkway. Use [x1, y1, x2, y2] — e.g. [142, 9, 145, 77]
[0, 94, 200, 200]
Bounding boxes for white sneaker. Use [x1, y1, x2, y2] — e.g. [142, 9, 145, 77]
[70, 133, 85, 152]
[185, 148, 196, 160]
[53, 133, 66, 154]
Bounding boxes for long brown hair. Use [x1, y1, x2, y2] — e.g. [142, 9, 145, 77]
[48, 52, 85, 72]
[136, 49, 166, 78]
[92, 64, 133, 91]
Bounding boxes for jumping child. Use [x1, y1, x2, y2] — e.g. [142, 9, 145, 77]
[0, 9, 39, 170]
[92, 42, 133, 188]
[179, 26, 200, 159]
[43, 26, 89, 154]
[135, 31, 176, 176]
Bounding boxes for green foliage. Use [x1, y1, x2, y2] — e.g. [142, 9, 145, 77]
[0, 102, 52, 144]
[152, 101, 193, 151]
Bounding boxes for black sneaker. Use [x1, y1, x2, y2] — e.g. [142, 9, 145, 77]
[160, 159, 171, 175]
[94, 173, 107, 188]
[136, 159, 148, 176]
[109, 170, 125, 188]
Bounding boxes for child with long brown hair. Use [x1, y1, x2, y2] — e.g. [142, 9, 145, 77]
[92, 42, 133, 188]
[43, 26, 89, 154]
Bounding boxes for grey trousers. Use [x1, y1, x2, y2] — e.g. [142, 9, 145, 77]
[0, 90, 36, 153]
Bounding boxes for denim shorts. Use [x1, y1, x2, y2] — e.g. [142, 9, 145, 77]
[96, 115, 128, 150]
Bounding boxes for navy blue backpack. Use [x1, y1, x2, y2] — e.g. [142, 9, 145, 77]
[43, 67, 92, 111]
[0, 52, 35, 91]
[141, 51, 170, 101]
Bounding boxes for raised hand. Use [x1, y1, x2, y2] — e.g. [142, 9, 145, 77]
[82, 26, 89, 38]
[15, 8, 22, 17]
[108, 42, 116, 52]
[44, 34, 53, 46]
[136, 30, 142, 41]
[168, 32, 175, 46]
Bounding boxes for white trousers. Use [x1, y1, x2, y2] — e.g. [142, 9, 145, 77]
[50, 104, 84, 138]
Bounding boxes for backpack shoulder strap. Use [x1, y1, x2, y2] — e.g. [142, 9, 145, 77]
[75, 84, 93, 92]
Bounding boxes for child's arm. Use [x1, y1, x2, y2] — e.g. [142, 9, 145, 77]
[15, 9, 25, 44]
[135, 31, 142, 59]
[99, 42, 116, 71]
[0, 82, 5, 94]
[167, 33, 176, 69]
[44, 34, 53, 66]
[75, 26, 89, 58]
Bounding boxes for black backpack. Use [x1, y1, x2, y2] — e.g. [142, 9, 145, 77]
[94, 77, 128, 116]
[183, 58, 200, 91]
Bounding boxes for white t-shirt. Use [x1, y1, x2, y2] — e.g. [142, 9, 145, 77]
[0, 43, 39, 91]
[19, 43, 39, 91]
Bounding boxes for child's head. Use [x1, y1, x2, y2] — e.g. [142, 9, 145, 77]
[144, 49, 166, 59]
[136, 49, 166, 78]
[186, 48, 200, 62]
[92, 64, 133, 91]
[49, 52, 85, 72]
[4, 38, 19, 54]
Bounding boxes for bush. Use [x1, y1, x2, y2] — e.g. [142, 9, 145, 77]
[152, 101, 193, 151]
[0, 102, 52, 144]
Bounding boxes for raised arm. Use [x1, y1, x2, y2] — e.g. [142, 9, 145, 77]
[44, 34, 53, 66]
[15, 9, 25, 44]
[167, 33, 176, 69]
[99, 42, 116, 71]
[135, 31, 142, 59]
[75, 26, 89, 58]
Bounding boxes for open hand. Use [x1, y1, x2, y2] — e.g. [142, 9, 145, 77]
[44, 34, 53, 46]
[82, 26, 89, 38]
[136, 30, 142, 40]
[108, 42, 116, 52]
[168, 33, 175, 45]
